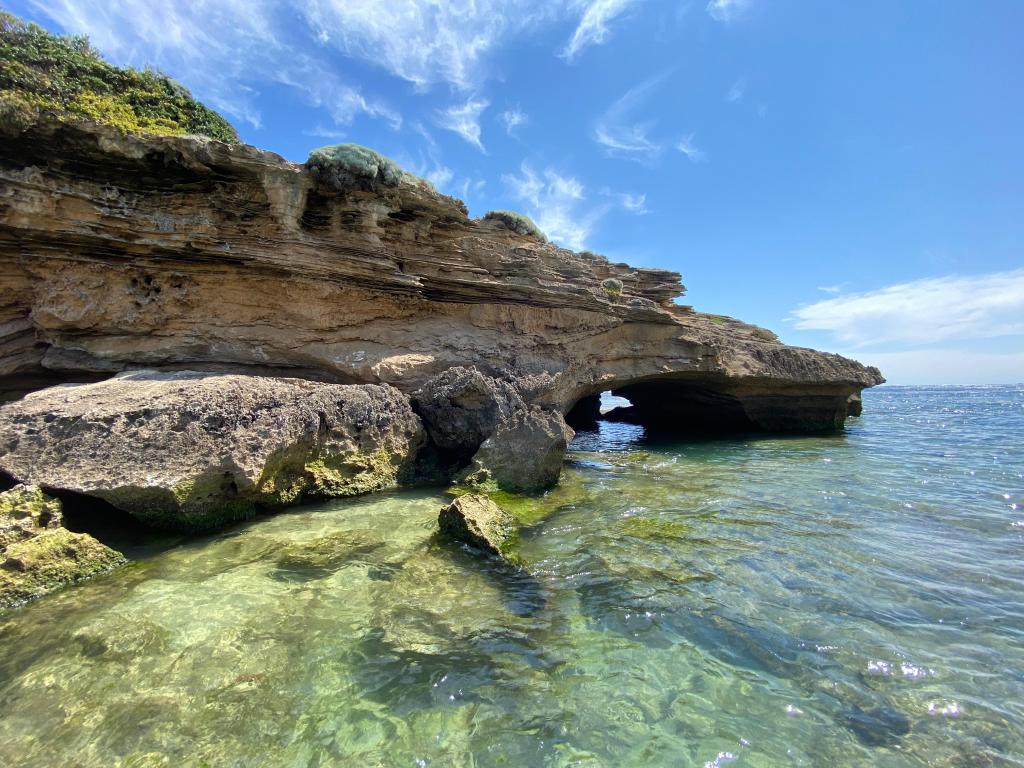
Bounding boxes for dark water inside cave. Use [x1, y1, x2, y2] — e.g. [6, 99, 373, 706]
[0, 385, 1022, 766]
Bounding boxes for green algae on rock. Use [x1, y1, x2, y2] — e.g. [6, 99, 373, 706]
[438, 495, 517, 557]
[0, 485, 126, 609]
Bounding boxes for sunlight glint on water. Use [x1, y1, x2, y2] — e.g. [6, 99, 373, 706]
[0, 386, 1022, 766]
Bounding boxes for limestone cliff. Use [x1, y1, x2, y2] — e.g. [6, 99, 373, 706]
[0, 115, 882, 431]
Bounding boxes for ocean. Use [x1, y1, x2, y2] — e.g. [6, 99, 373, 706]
[1, 385, 1021, 766]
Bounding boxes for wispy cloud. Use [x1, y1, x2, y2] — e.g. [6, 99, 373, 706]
[599, 186, 649, 214]
[503, 164, 600, 249]
[498, 107, 528, 136]
[676, 134, 706, 162]
[28, 0, 632, 132]
[297, 1, 565, 91]
[706, 0, 751, 22]
[28, 0, 399, 130]
[436, 98, 489, 151]
[791, 269, 1024, 347]
[593, 75, 667, 162]
[727, 78, 745, 102]
[562, 0, 639, 62]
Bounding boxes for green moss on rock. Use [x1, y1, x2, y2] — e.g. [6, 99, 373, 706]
[1, 485, 127, 610]
[439, 494, 518, 559]
[0, 11, 238, 141]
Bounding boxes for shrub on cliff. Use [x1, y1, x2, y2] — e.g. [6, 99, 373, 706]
[305, 144, 405, 192]
[483, 210, 547, 241]
[601, 278, 623, 297]
[0, 11, 239, 142]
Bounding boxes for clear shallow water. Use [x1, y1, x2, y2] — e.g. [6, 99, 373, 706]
[1, 385, 1023, 767]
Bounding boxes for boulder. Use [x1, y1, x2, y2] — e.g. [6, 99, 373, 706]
[0, 371, 424, 531]
[411, 367, 525, 458]
[0, 484, 126, 609]
[438, 494, 516, 556]
[466, 408, 575, 494]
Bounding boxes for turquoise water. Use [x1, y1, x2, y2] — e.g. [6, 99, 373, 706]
[1, 385, 1022, 766]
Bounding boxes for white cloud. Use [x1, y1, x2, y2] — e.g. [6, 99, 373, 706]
[28, 0, 399, 130]
[707, 0, 750, 22]
[436, 98, 490, 151]
[30, 0, 641, 132]
[816, 283, 846, 294]
[619, 192, 649, 214]
[499, 107, 528, 136]
[791, 269, 1024, 348]
[593, 75, 667, 161]
[727, 78, 745, 102]
[502, 164, 599, 250]
[562, 0, 639, 62]
[676, 134, 706, 162]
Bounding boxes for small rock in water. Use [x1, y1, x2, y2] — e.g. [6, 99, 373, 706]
[844, 703, 911, 747]
[438, 495, 516, 557]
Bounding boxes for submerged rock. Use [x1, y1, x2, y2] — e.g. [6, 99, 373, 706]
[0, 371, 424, 531]
[439, 495, 516, 557]
[0, 484, 126, 609]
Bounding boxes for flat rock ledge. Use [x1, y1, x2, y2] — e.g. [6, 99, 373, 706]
[438, 495, 516, 557]
[0, 371, 424, 531]
[0, 484, 126, 609]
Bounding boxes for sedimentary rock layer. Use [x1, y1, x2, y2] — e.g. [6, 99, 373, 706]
[0, 116, 882, 432]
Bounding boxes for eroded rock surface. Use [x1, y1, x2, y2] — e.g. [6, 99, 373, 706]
[0, 371, 424, 530]
[438, 495, 516, 557]
[0, 117, 882, 433]
[0, 484, 126, 608]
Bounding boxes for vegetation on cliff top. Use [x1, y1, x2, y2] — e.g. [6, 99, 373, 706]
[0, 11, 239, 142]
[306, 143, 405, 191]
[483, 210, 548, 241]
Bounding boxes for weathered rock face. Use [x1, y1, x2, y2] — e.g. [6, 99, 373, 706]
[0, 484, 126, 609]
[0, 117, 882, 431]
[438, 494, 516, 557]
[0, 371, 424, 530]
[411, 366, 525, 458]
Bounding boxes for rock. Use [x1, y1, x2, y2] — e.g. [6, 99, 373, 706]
[0, 117, 883, 435]
[466, 409, 575, 493]
[438, 495, 516, 556]
[0, 484, 126, 609]
[411, 367, 525, 458]
[0, 371, 424, 530]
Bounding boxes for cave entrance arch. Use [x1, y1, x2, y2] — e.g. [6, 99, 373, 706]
[564, 374, 855, 436]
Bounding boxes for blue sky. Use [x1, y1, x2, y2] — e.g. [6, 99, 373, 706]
[12, 0, 1023, 384]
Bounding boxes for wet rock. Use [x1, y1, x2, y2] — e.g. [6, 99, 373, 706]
[0, 371, 424, 531]
[439, 495, 516, 556]
[0, 484, 126, 609]
[466, 408, 575, 493]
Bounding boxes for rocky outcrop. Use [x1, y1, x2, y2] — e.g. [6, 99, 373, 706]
[464, 409, 575, 493]
[0, 116, 882, 434]
[0, 371, 424, 530]
[438, 495, 516, 557]
[0, 484, 126, 608]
